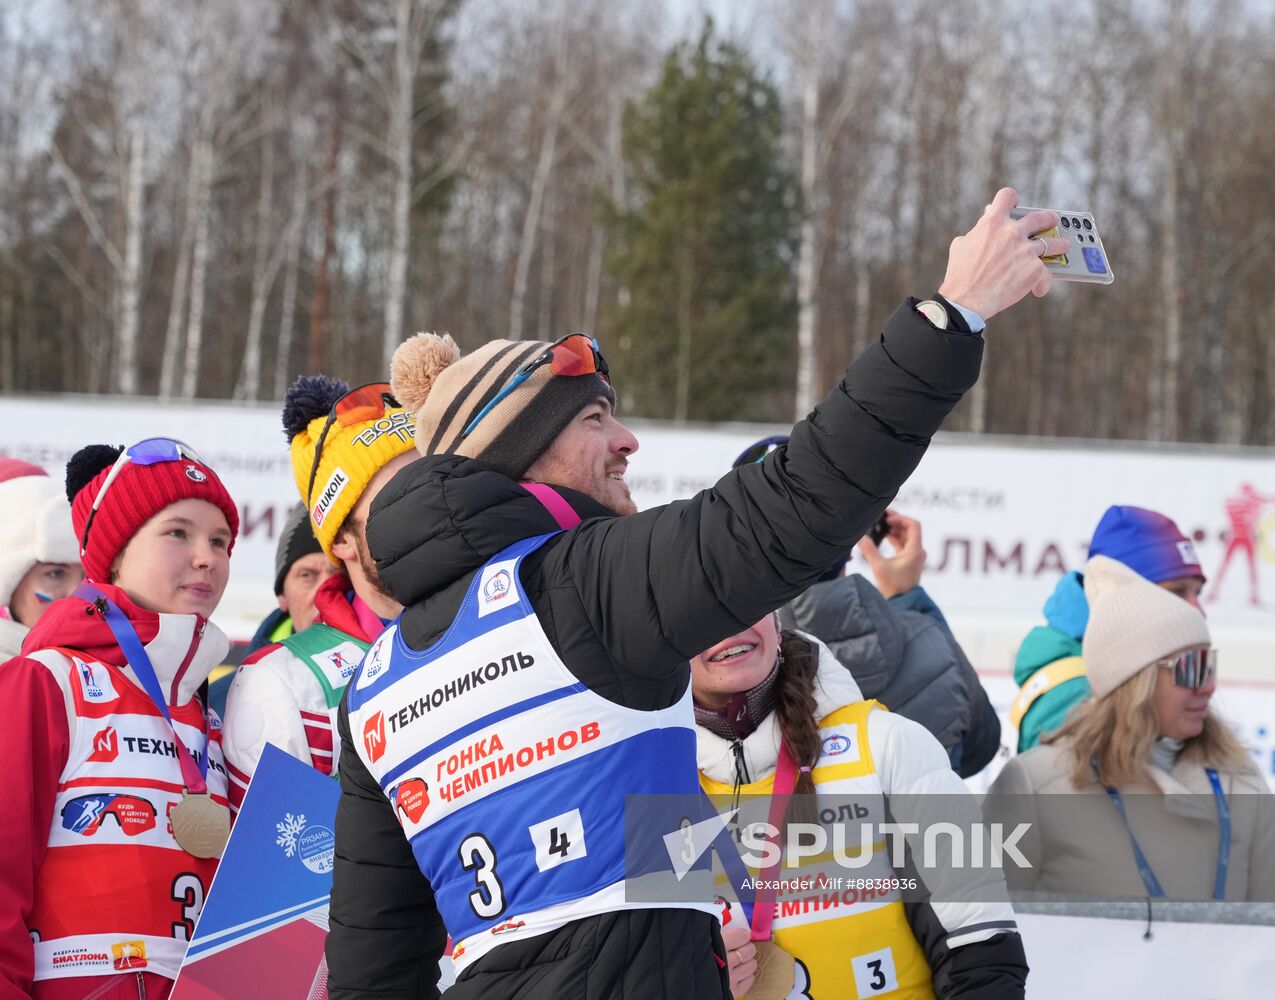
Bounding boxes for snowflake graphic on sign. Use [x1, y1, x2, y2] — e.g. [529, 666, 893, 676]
[276, 813, 307, 857]
[274, 810, 337, 873]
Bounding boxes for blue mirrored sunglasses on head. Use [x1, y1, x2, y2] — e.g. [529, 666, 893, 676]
[80, 438, 206, 553]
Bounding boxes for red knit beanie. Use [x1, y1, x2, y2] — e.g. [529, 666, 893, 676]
[68, 444, 240, 584]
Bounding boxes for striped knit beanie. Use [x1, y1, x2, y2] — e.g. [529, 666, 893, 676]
[390, 334, 616, 479]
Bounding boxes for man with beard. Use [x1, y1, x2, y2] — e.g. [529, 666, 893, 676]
[222, 376, 417, 812]
[328, 189, 1058, 999]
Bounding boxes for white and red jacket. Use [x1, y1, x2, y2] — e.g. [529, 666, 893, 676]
[0, 584, 230, 1000]
[222, 574, 378, 812]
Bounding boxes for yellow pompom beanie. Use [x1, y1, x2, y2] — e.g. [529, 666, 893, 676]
[283, 375, 417, 558]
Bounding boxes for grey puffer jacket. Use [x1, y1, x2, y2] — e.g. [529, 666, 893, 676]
[780, 575, 1001, 777]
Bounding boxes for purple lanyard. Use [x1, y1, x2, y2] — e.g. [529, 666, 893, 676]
[74, 584, 209, 794]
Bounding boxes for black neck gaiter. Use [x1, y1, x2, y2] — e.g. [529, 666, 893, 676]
[694, 659, 781, 742]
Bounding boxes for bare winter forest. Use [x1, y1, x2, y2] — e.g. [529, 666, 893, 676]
[1, 0, 1273, 443]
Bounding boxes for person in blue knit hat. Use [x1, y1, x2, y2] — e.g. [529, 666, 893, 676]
[1010, 505, 1206, 751]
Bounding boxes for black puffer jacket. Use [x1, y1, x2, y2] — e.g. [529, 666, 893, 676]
[781, 576, 1002, 777]
[327, 299, 995, 999]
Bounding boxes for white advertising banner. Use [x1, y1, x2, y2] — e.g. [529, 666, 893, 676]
[1, 396, 1272, 784]
[617, 420, 1275, 652]
[1015, 911, 1275, 999]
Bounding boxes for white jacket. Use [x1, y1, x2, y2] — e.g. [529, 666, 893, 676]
[221, 625, 369, 810]
[697, 634, 1023, 982]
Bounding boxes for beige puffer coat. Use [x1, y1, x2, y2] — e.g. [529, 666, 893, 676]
[986, 737, 1275, 901]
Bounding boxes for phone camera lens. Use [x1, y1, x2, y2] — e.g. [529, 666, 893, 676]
[1082, 218, 1093, 231]
[1072, 217, 1082, 229]
[1061, 217, 1070, 229]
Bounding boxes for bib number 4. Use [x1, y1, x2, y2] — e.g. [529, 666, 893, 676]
[529, 808, 587, 873]
[548, 827, 571, 857]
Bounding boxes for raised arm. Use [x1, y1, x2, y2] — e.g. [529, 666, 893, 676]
[553, 191, 1063, 675]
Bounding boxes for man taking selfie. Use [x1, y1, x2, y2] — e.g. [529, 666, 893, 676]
[326, 189, 1066, 1000]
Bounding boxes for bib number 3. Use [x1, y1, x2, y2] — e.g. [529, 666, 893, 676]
[851, 947, 899, 995]
[458, 833, 506, 919]
[171, 873, 205, 941]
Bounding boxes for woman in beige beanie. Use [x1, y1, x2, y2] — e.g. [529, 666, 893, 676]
[987, 556, 1274, 901]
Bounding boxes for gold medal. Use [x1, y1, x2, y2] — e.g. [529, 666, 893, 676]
[73, 585, 229, 859]
[745, 940, 797, 1000]
[169, 791, 230, 859]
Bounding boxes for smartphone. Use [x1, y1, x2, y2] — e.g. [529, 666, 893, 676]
[1010, 206, 1114, 285]
[868, 513, 890, 547]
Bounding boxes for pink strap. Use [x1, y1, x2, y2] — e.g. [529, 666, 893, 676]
[750, 740, 800, 942]
[350, 592, 387, 643]
[521, 482, 582, 530]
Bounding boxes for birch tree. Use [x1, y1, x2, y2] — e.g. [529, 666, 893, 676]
[176, 0, 277, 398]
[158, 147, 196, 399]
[331, 0, 460, 370]
[116, 122, 144, 394]
[233, 129, 276, 400]
[273, 149, 311, 399]
[6, 0, 1275, 447]
[44, 0, 160, 395]
[1151, 0, 1189, 441]
[179, 130, 214, 399]
[508, 2, 569, 341]
[780, 0, 885, 418]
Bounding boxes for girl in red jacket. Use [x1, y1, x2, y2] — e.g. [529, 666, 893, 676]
[0, 440, 239, 1000]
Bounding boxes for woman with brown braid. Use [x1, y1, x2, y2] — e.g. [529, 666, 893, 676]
[691, 615, 1027, 999]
